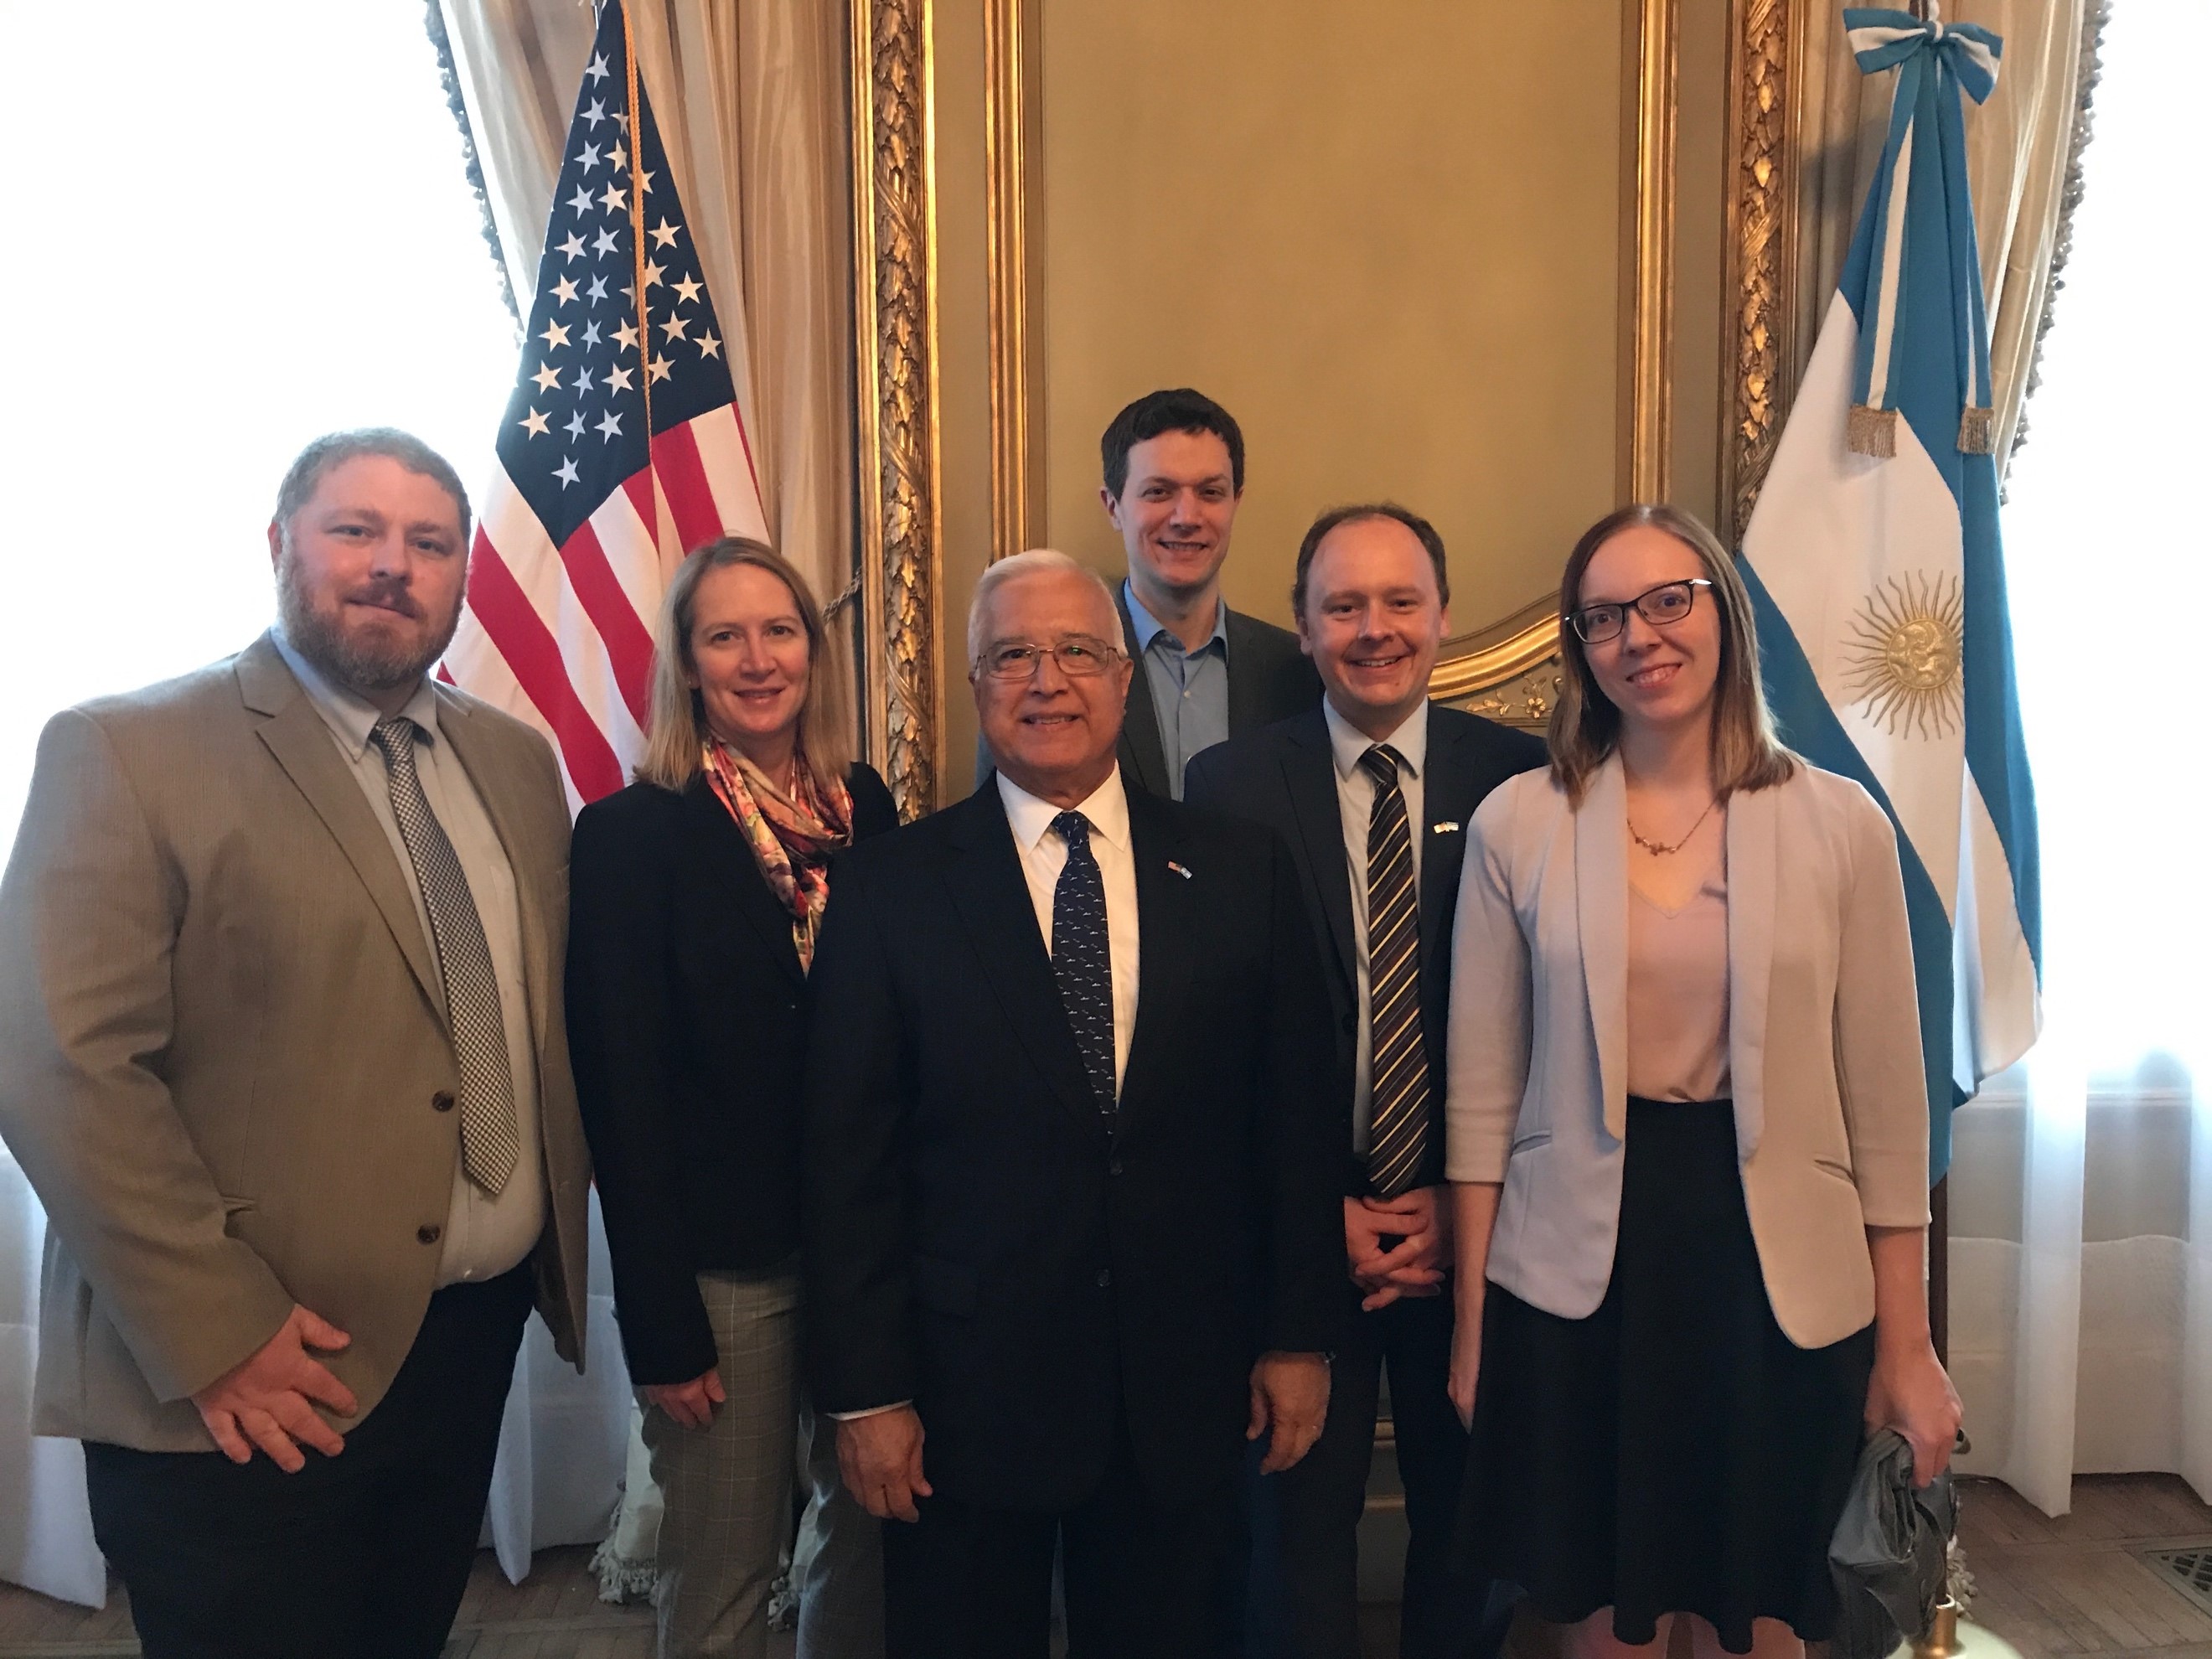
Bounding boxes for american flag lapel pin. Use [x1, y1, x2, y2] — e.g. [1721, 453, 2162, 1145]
[1432, 821, 1462, 835]
[1166, 860, 1193, 881]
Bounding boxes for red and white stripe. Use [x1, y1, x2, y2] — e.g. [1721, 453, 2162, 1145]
[444, 403, 767, 811]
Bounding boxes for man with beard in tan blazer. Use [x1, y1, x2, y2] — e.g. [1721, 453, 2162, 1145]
[0, 430, 592, 1659]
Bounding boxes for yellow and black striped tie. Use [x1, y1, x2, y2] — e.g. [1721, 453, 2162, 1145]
[1360, 745, 1429, 1198]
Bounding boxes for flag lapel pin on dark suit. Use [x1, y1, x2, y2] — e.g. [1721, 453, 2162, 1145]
[1167, 861, 1194, 881]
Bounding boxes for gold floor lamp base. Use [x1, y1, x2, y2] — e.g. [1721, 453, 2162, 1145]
[1909, 1598, 2024, 1659]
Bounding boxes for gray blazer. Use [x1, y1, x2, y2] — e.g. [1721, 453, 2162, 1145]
[0, 634, 592, 1450]
[1444, 757, 1928, 1349]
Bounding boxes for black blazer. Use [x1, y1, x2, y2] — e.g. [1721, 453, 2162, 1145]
[800, 783, 1346, 1512]
[1184, 704, 1546, 1194]
[970, 582, 1321, 798]
[566, 762, 899, 1385]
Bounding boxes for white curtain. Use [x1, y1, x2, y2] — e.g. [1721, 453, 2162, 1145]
[0, 1165, 101, 1607]
[483, 1199, 638, 1583]
[1945, 0, 2210, 1516]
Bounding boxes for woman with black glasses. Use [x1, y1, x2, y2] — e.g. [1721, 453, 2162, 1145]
[1441, 504, 1961, 1659]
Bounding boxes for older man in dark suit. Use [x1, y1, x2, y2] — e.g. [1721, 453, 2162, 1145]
[803, 548, 1346, 1659]
[1186, 504, 1544, 1659]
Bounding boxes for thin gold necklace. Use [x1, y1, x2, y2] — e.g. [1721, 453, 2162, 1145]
[1627, 796, 1718, 856]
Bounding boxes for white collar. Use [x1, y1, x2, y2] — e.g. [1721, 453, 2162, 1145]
[995, 764, 1133, 852]
[1322, 696, 1429, 783]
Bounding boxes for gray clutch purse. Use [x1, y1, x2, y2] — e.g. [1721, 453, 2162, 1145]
[1828, 1428, 1957, 1659]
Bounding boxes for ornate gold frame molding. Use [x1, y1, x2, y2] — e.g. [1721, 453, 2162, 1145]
[1630, 0, 1681, 506]
[984, 0, 1037, 566]
[1720, 0, 1805, 543]
[850, 0, 942, 819]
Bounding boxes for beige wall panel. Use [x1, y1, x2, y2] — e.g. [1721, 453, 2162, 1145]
[1033, 0, 1627, 634]
[933, 0, 992, 786]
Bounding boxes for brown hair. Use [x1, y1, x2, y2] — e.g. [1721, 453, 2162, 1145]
[1289, 502, 1451, 619]
[1547, 503, 1795, 805]
[1100, 387, 1245, 499]
[636, 538, 855, 792]
[274, 427, 471, 544]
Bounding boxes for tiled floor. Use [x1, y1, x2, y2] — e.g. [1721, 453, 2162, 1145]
[5, 1475, 2210, 1658]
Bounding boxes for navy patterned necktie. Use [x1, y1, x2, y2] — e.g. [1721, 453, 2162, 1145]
[1049, 810, 1118, 1115]
[1360, 744, 1430, 1197]
[370, 717, 521, 1194]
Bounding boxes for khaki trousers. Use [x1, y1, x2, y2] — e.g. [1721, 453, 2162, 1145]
[642, 1268, 884, 1659]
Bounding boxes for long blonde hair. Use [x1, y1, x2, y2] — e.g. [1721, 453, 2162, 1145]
[1547, 503, 1796, 806]
[636, 538, 855, 793]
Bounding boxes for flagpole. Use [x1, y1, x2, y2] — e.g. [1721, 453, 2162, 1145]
[618, 0, 661, 569]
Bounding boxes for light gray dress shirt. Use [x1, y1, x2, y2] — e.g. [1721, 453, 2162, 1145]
[1324, 697, 1430, 1155]
[1123, 580, 1228, 800]
[271, 629, 545, 1285]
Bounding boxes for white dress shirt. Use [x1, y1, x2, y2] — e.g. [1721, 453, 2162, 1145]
[1324, 697, 1430, 1154]
[995, 766, 1141, 1090]
[271, 628, 546, 1286]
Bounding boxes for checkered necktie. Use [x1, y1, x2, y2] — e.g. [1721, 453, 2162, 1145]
[1049, 811, 1118, 1115]
[1361, 745, 1429, 1197]
[370, 717, 520, 1194]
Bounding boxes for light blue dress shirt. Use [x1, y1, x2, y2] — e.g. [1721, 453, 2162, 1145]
[1123, 579, 1229, 800]
[270, 628, 545, 1286]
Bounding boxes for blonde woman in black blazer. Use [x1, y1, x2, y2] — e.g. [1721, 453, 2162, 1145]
[1444, 505, 1962, 1659]
[568, 539, 896, 1659]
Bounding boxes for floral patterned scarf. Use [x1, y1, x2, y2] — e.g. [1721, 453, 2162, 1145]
[701, 738, 854, 971]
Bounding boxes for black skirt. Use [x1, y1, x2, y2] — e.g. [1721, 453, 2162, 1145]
[1457, 1098, 1875, 1653]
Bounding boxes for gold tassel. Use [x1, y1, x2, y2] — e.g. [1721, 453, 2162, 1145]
[1957, 406, 1996, 453]
[1848, 404, 1899, 457]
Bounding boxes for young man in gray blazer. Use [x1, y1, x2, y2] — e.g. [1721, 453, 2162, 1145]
[0, 431, 593, 1659]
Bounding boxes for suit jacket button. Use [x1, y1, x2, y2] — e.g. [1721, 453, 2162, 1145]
[1096, 1268, 1111, 1289]
[417, 1224, 442, 1244]
[432, 1091, 456, 1113]
[1109, 1157, 1124, 1177]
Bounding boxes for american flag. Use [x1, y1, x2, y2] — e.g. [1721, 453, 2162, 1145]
[443, 0, 767, 809]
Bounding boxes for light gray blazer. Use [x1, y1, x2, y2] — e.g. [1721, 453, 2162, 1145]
[0, 634, 593, 1450]
[1444, 756, 1929, 1349]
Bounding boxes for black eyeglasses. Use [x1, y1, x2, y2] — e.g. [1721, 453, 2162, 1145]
[975, 635, 1125, 681]
[1569, 578, 1714, 644]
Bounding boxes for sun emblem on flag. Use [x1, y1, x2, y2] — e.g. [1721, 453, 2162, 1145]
[1842, 571, 1965, 739]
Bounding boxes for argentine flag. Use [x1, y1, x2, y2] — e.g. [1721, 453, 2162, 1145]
[1739, 8, 2041, 1177]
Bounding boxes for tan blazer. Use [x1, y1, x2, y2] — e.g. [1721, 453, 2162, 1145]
[1444, 756, 1929, 1349]
[0, 634, 592, 1451]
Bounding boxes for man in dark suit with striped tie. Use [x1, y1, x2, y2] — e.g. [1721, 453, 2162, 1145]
[1186, 505, 1545, 1659]
[801, 549, 1347, 1659]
